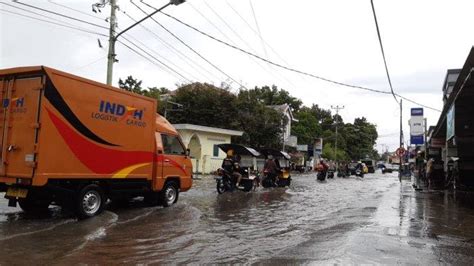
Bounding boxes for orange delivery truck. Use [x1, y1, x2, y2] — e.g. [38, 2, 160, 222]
[0, 66, 193, 218]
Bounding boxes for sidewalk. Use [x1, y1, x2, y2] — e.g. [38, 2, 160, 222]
[345, 180, 474, 264]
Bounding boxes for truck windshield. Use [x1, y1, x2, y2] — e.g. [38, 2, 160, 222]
[162, 134, 185, 155]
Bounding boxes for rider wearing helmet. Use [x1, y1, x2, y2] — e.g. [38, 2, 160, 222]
[222, 149, 243, 187]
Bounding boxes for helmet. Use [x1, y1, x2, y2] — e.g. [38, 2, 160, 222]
[268, 155, 273, 159]
[227, 149, 234, 156]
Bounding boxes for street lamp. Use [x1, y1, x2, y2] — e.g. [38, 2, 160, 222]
[106, 0, 186, 85]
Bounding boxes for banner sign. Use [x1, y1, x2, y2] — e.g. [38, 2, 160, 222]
[410, 108, 424, 145]
[314, 138, 323, 155]
[447, 105, 455, 140]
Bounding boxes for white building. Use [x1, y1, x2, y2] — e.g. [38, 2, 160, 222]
[268, 103, 298, 147]
[173, 124, 243, 174]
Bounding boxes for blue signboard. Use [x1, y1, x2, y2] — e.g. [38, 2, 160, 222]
[411, 135, 424, 145]
[411, 108, 424, 116]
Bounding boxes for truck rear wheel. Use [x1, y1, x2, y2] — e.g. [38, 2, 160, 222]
[18, 195, 51, 214]
[161, 181, 179, 207]
[75, 184, 105, 219]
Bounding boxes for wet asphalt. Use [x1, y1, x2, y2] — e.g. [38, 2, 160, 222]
[1, 172, 474, 264]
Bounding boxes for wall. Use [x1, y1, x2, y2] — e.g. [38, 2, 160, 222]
[178, 129, 232, 174]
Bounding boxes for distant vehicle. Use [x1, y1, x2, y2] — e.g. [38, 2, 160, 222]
[361, 159, 376, 173]
[0, 66, 193, 218]
[381, 163, 398, 173]
[348, 162, 358, 175]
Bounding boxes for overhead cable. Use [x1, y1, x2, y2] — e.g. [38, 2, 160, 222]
[370, 0, 398, 104]
[120, 36, 192, 83]
[0, 8, 108, 37]
[47, 0, 105, 22]
[161, 11, 441, 112]
[120, 9, 219, 81]
[12, 0, 108, 30]
[132, 0, 247, 89]
[248, 0, 268, 59]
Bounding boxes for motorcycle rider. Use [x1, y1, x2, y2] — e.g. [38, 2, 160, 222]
[222, 149, 243, 188]
[264, 155, 280, 186]
[355, 161, 364, 175]
[319, 160, 329, 177]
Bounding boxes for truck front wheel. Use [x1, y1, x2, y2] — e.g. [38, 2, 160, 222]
[161, 181, 179, 207]
[75, 184, 106, 219]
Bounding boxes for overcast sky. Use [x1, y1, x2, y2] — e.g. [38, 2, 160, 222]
[1, 0, 474, 152]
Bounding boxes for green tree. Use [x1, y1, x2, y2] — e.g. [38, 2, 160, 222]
[252, 85, 303, 111]
[233, 89, 283, 148]
[118, 76, 143, 94]
[291, 107, 321, 145]
[167, 82, 238, 129]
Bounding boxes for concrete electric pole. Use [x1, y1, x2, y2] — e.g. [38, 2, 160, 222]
[95, 0, 186, 85]
[331, 105, 345, 173]
[106, 0, 118, 86]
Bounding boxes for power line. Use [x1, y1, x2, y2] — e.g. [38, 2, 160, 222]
[132, 0, 247, 90]
[199, 0, 297, 88]
[47, 0, 105, 22]
[120, 8, 220, 82]
[12, 0, 108, 30]
[1, 5, 190, 83]
[119, 36, 192, 83]
[184, 0, 294, 88]
[0, 8, 108, 37]
[122, 33, 198, 81]
[370, 0, 398, 104]
[248, 0, 268, 59]
[117, 39, 187, 82]
[161, 11, 441, 112]
[224, 0, 293, 69]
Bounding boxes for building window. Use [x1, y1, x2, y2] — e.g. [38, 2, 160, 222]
[213, 144, 219, 157]
[162, 134, 185, 155]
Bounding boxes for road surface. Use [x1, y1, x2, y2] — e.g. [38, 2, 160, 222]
[1, 172, 473, 264]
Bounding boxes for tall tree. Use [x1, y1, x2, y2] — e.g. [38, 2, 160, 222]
[118, 76, 143, 94]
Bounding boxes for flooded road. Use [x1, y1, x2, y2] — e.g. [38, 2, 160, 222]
[1, 172, 474, 264]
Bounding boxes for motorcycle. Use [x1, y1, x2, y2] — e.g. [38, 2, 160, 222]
[355, 169, 364, 178]
[215, 168, 257, 194]
[260, 149, 292, 188]
[262, 170, 291, 188]
[317, 171, 327, 181]
[215, 144, 262, 194]
[337, 170, 347, 178]
[327, 170, 335, 179]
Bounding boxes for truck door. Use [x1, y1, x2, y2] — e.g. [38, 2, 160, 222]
[161, 134, 188, 179]
[0, 77, 42, 178]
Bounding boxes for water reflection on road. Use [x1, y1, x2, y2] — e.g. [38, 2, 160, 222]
[1, 173, 474, 264]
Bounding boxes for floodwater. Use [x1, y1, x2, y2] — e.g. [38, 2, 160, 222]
[1, 172, 474, 264]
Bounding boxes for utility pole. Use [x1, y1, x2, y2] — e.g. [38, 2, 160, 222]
[331, 105, 345, 173]
[97, 0, 186, 85]
[106, 0, 118, 85]
[399, 99, 403, 182]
